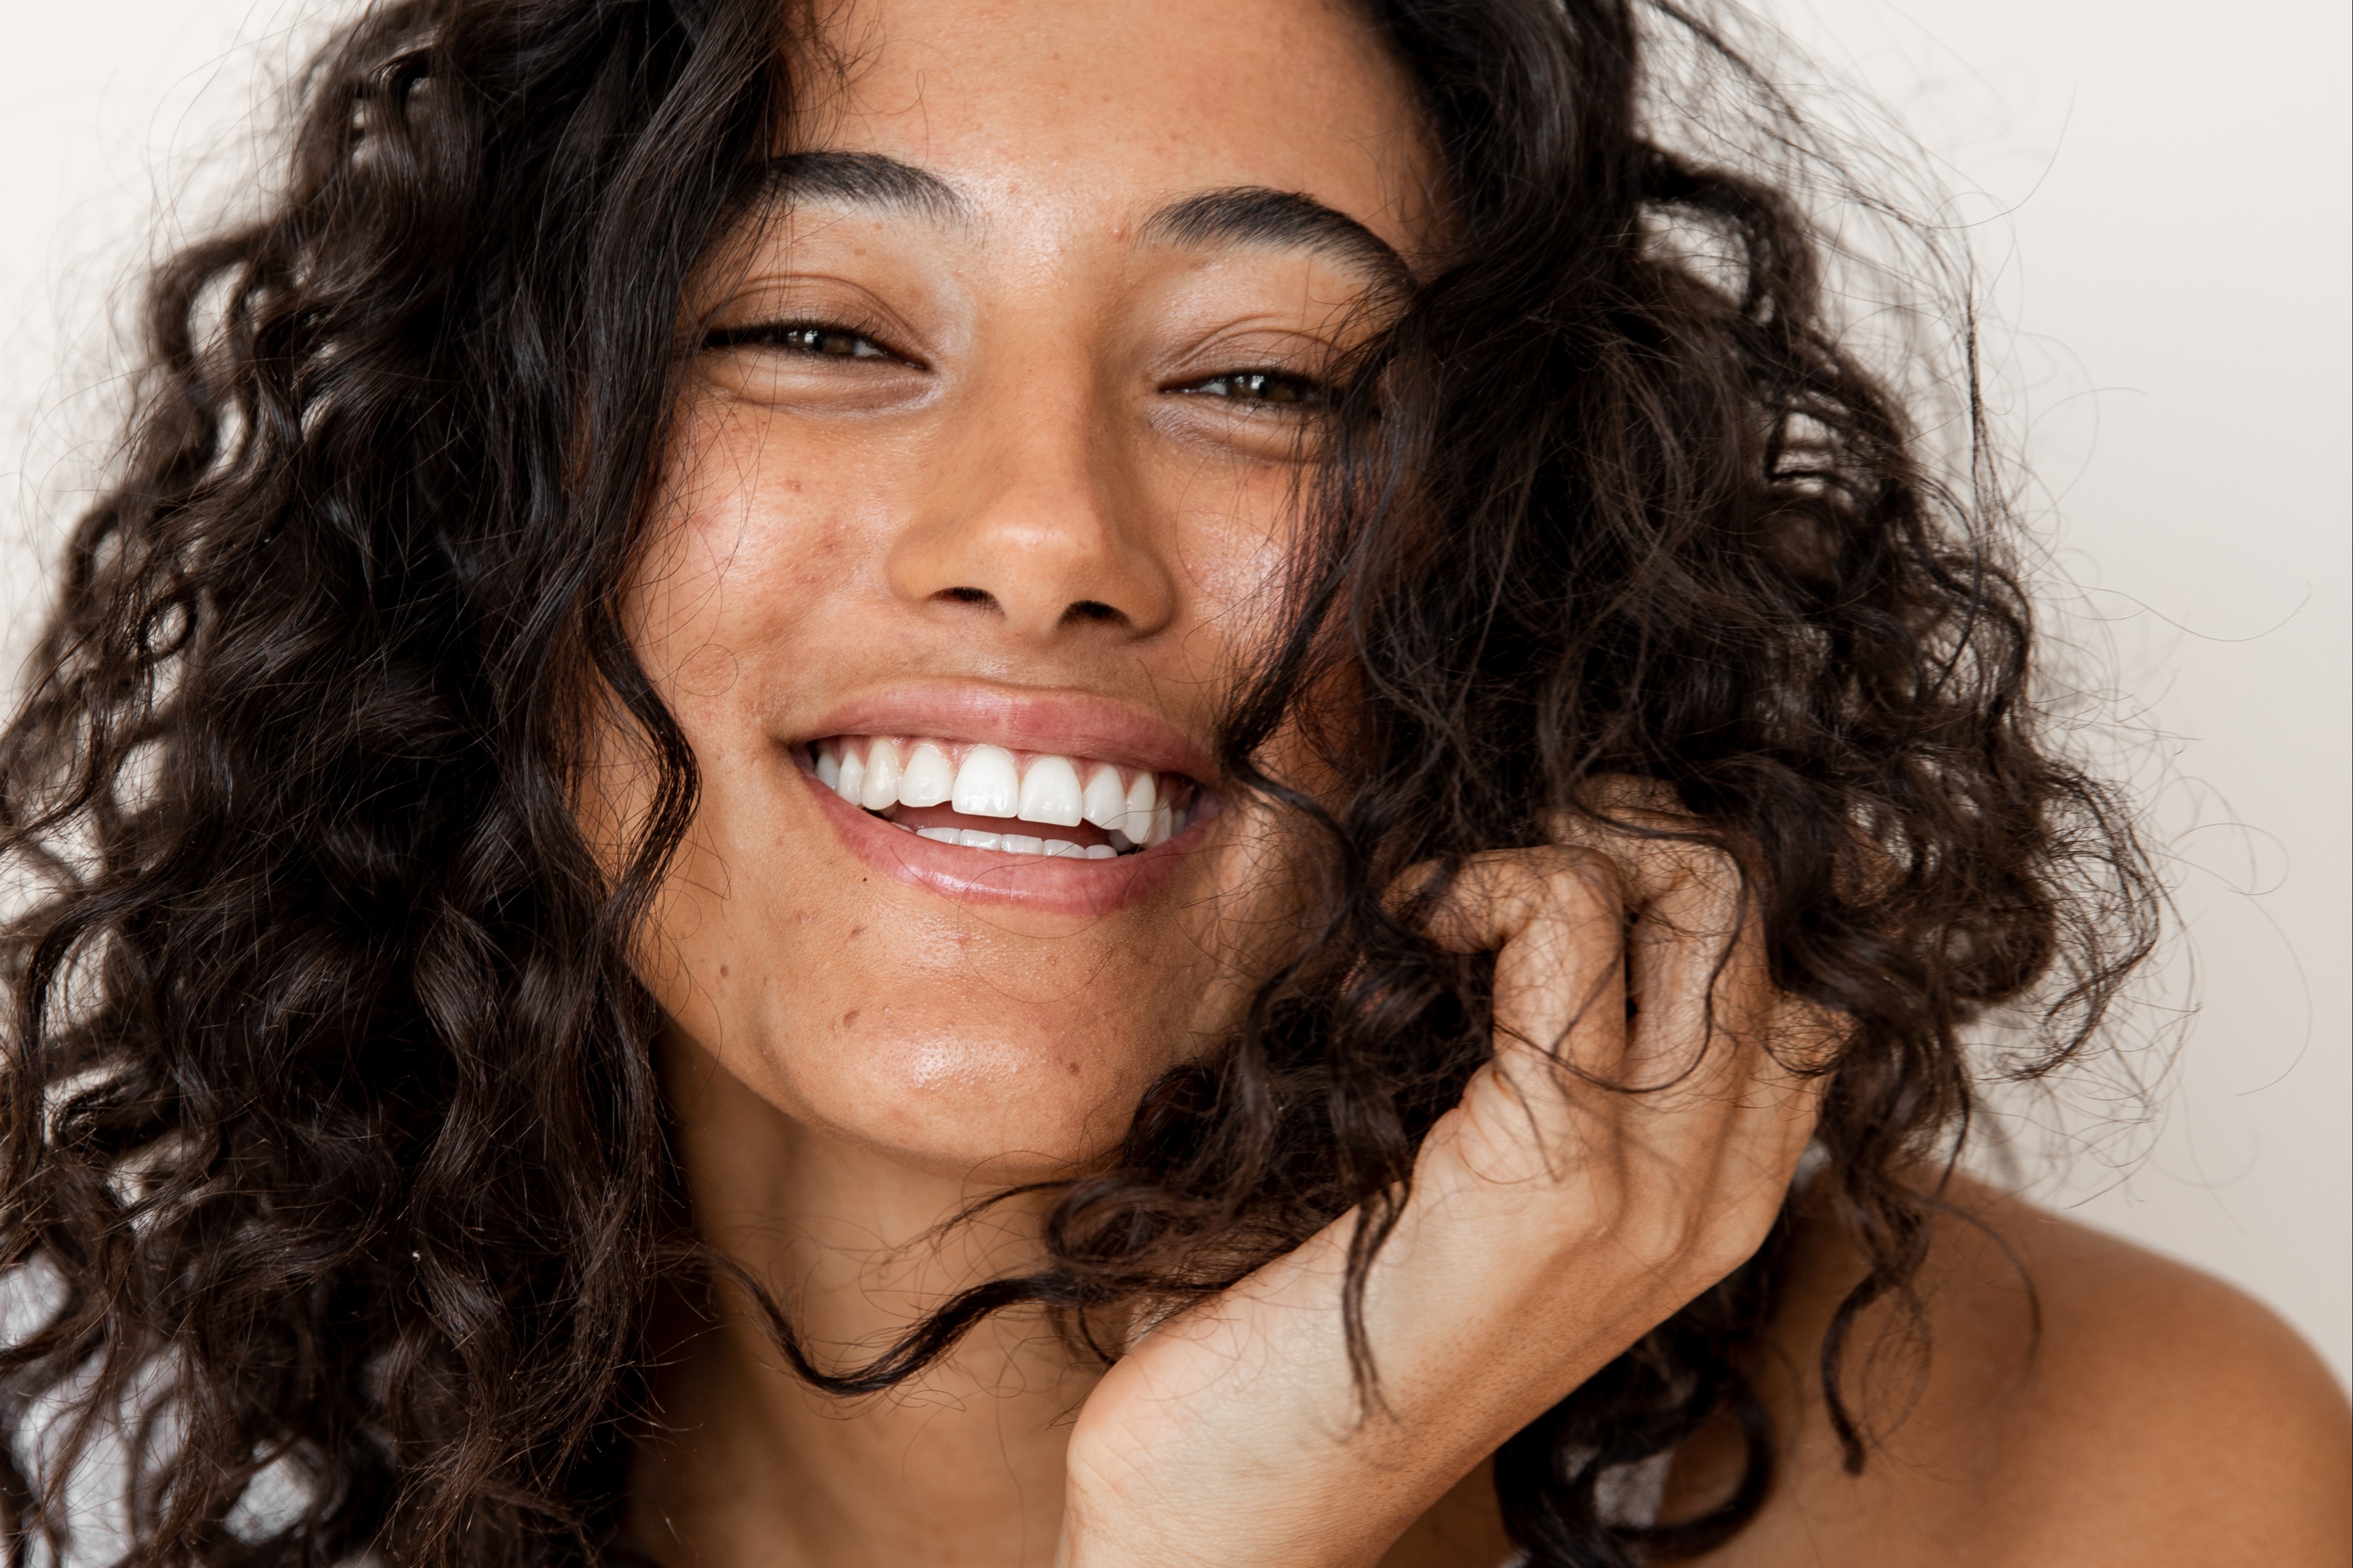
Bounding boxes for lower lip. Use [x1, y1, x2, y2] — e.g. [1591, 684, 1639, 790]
[800, 763, 1206, 916]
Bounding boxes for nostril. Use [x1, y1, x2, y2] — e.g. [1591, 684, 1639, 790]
[1061, 599, 1126, 627]
[934, 586, 999, 610]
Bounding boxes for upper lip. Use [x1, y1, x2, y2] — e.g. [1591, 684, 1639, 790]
[791, 680, 1220, 783]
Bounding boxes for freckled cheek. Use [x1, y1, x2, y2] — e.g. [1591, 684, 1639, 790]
[1168, 485, 1302, 640]
[632, 414, 887, 707]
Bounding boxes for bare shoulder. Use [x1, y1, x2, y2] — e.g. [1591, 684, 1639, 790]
[1677, 1174, 2352, 1567]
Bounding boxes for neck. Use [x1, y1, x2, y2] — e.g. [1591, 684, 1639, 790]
[630, 1038, 1094, 1568]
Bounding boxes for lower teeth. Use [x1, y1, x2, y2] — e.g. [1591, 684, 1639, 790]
[886, 815, 1123, 859]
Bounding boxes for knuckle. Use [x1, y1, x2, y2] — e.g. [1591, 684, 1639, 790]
[1701, 1183, 1788, 1275]
[1691, 1215, 1769, 1281]
[1538, 852, 1622, 913]
[1613, 1182, 1781, 1286]
[1615, 1203, 1699, 1274]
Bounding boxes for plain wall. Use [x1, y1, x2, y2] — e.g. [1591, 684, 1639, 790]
[1767, 0, 2351, 1383]
[2, 0, 2346, 1383]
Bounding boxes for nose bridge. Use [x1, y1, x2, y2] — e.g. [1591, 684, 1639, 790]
[887, 352, 1176, 642]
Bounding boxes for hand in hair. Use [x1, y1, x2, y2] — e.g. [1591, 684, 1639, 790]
[1056, 797, 1833, 1566]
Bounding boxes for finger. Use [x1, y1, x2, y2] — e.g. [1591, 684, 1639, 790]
[1395, 851, 1636, 1185]
[1544, 796, 1804, 1089]
[1397, 814, 1833, 1206]
[1616, 839, 1843, 1112]
[1538, 818, 1830, 1225]
[1411, 848, 1627, 1066]
[1549, 772, 1848, 1087]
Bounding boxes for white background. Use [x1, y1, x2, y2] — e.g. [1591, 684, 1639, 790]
[2, 0, 2345, 1382]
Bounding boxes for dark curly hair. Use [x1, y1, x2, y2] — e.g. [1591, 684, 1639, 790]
[0, 0, 2156, 1565]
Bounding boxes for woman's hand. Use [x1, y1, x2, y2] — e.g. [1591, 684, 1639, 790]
[1056, 805, 1834, 1567]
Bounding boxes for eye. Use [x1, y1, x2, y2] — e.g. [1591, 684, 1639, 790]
[1173, 370, 1329, 408]
[703, 321, 906, 363]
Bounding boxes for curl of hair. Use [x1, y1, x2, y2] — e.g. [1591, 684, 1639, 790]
[0, 1, 2156, 1566]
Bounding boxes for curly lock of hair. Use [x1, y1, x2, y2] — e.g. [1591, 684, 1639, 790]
[0, 0, 2156, 1565]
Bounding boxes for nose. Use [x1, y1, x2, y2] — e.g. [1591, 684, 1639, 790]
[885, 375, 1177, 643]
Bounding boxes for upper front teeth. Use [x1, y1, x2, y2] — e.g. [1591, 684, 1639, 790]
[812, 736, 1188, 848]
[951, 745, 1020, 819]
[895, 742, 954, 807]
[1016, 754, 1083, 827]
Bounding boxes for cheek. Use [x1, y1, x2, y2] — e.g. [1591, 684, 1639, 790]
[626, 407, 852, 706]
[1162, 458, 1305, 616]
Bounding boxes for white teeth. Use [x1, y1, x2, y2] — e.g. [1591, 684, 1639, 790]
[1017, 755, 1084, 827]
[1122, 772, 1156, 844]
[1081, 763, 1129, 829]
[906, 830, 1117, 859]
[821, 732, 1194, 857]
[950, 745, 1020, 818]
[860, 738, 903, 810]
[899, 743, 956, 807]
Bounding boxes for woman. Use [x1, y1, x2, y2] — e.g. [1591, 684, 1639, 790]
[1, 0, 2343, 1563]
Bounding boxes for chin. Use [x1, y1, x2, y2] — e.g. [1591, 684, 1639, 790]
[772, 1015, 1177, 1181]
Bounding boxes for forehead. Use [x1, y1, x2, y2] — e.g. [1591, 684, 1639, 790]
[789, 0, 1437, 259]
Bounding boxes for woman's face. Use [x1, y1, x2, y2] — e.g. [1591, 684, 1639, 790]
[620, 0, 1433, 1180]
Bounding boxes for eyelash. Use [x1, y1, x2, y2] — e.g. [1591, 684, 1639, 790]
[1174, 370, 1329, 409]
[702, 318, 1332, 408]
[702, 320, 909, 363]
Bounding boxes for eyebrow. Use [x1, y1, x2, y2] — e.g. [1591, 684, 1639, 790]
[755, 154, 1410, 290]
[1139, 186, 1412, 293]
[757, 150, 973, 223]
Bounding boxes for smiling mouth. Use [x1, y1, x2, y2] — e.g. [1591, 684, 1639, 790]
[806, 736, 1199, 857]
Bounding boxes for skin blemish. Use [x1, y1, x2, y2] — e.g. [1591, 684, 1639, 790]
[841, 1010, 861, 1030]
